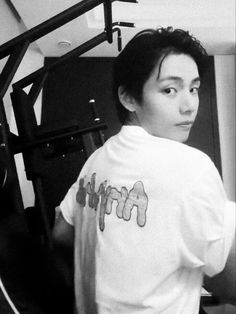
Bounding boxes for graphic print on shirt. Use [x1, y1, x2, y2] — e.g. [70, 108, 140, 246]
[76, 173, 148, 231]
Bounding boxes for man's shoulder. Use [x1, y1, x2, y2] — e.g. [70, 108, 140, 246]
[150, 138, 212, 167]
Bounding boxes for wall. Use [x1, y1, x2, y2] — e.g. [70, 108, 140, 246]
[214, 55, 236, 201]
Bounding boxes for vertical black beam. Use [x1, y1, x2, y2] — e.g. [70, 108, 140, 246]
[33, 177, 53, 248]
[103, 0, 113, 43]
[27, 72, 49, 105]
[11, 88, 38, 143]
[0, 99, 24, 214]
[88, 99, 106, 145]
[210, 58, 222, 175]
[115, 27, 122, 51]
[11, 88, 52, 246]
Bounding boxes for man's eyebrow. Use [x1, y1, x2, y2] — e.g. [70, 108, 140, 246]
[192, 77, 201, 84]
[158, 76, 201, 83]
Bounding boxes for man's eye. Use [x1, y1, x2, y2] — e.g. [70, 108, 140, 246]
[190, 87, 200, 94]
[163, 88, 176, 95]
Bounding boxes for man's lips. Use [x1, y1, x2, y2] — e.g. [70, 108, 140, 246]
[175, 121, 194, 126]
[175, 121, 194, 130]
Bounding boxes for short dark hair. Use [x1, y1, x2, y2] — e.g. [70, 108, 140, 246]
[112, 27, 209, 124]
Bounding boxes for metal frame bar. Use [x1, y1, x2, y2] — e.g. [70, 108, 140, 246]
[0, 42, 30, 98]
[13, 28, 121, 91]
[13, 123, 107, 154]
[0, 0, 137, 246]
[0, 0, 136, 96]
[0, 99, 24, 214]
[0, 0, 105, 59]
[103, 0, 113, 43]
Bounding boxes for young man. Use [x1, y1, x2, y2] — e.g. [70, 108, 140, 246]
[53, 27, 235, 314]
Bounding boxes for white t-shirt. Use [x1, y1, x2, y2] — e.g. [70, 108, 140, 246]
[60, 126, 235, 314]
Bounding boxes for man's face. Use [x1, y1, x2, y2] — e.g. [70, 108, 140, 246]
[134, 53, 201, 143]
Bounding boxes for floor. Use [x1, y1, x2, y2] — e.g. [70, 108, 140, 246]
[201, 285, 236, 314]
[0, 212, 74, 314]
[203, 304, 236, 314]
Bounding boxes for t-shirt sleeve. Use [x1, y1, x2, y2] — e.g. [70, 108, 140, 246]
[59, 181, 79, 226]
[176, 160, 235, 277]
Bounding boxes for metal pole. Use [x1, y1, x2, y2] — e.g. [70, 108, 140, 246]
[13, 28, 120, 90]
[103, 0, 113, 43]
[13, 122, 107, 154]
[0, 99, 24, 214]
[0, 42, 29, 98]
[0, 0, 106, 59]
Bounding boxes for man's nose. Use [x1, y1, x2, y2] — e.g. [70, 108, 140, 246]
[179, 92, 198, 115]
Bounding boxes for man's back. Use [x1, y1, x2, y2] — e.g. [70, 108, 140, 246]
[61, 126, 235, 313]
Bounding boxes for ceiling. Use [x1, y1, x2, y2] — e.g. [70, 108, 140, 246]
[2, 0, 236, 57]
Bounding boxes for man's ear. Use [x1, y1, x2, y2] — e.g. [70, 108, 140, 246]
[118, 86, 137, 112]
